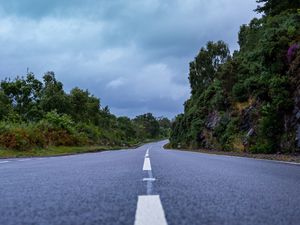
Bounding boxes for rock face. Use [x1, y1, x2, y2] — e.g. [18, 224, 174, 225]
[296, 125, 300, 148]
[197, 111, 221, 149]
[240, 106, 255, 132]
[293, 94, 300, 149]
[206, 111, 221, 130]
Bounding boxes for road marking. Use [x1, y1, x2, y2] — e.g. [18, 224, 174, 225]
[145, 148, 149, 158]
[143, 158, 151, 171]
[194, 152, 300, 166]
[0, 161, 9, 164]
[18, 159, 31, 162]
[134, 195, 168, 225]
[143, 178, 156, 182]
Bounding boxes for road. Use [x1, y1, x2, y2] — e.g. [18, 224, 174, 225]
[0, 141, 300, 225]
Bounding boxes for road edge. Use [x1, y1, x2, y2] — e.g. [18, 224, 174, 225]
[163, 143, 300, 165]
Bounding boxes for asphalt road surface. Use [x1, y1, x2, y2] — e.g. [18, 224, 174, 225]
[0, 141, 300, 225]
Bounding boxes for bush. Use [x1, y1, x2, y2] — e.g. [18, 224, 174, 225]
[0, 122, 44, 150]
[214, 116, 240, 151]
[232, 82, 248, 102]
[38, 111, 75, 134]
[75, 122, 101, 144]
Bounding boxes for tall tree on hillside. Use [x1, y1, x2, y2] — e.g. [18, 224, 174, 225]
[256, 0, 300, 16]
[189, 41, 230, 95]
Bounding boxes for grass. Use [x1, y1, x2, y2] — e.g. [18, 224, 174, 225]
[0, 138, 166, 158]
[0, 145, 131, 158]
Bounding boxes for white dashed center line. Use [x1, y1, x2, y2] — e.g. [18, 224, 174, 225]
[142, 178, 156, 182]
[0, 161, 9, 164]
[143, 158, 152, 171]
[134, 195, 168, 225]
[135, 146, 168, 225]
[145, 148, 149, 158]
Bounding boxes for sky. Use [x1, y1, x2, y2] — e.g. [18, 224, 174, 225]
[0, 0, 259, 118]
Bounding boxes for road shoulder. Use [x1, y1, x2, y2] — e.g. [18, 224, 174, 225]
[164, 144, 300, 164]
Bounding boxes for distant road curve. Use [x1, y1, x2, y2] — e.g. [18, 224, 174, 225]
[0, 141, 299, 225]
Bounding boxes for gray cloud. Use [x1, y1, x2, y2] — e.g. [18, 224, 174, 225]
[0, 0, 258, 118]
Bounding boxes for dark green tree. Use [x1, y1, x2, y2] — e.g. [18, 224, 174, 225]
[189, 41, 230, 95]
[40, 72, 70, 115]
[117, 116, 136, 141]
[0, 90, 12, 120]
[0, 73, 43, 120]
[134, 113, 160, 139]
[256, 0, 300, 16]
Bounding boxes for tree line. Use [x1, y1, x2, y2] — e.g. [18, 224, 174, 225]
[170, 0, 300, 154]
[0, 72, 171, 150]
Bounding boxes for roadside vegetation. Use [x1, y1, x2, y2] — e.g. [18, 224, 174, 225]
[170, 0, 300, 154]
[0, 72, 171, 157]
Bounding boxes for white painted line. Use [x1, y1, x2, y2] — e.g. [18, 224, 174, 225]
[0, 161, 9, 164]
[145, 148, 149, 158]
[18, 159, 31, 162]
[196, 152, 300, 166]
[280, 161, 300, 166]
[143, 158, 152, 171]
[143, 178, 156, 182]
[134, 195, 168, 225]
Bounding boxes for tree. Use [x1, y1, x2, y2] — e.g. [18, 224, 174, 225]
[256, 0, 300, 16]
[69, 87, 90, 122]
[117, 117, 136, 141]
[170, 2, 300, 153]
[0, 90, 12, 120]
[68, 87, 101, 124]
[0, 73, 43, 121]
[189, 41, 230, 95]
[158, 117, 171, 137]
[134, 113, 160, 139]
[40, 72, 70, 115]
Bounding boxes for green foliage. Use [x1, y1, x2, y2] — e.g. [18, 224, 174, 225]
[189, 41, 230, 95]
[69, 87, 100, 124]
[40, 71, 70, 115]
[134, 113, 160, 139]
[158, 117, 172, 137]
[213, 115, 239, 151]
[202, 79, 227, 110]
[232, 82, 248, 102]
[0, 122, 45, 150]
[256, 0, 299, 16]
[39, 111, 75, 134]
[0, 90, 12, 120]
[117, 117, 137, 141]
[170, 3, 300, 154]
[1, 73, 43, 121]
[0, 73, 170, 151]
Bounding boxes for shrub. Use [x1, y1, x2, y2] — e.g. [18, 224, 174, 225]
[39, 110, 75, 134]
[232, 82, 248, 102]
[0, 122, 41, 150]
[75, 122, 101, 144]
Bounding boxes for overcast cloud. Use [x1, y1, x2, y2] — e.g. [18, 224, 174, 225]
[0, 0, 258, 118]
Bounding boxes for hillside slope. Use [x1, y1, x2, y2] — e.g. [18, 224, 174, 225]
[170, 0, 300, 154]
